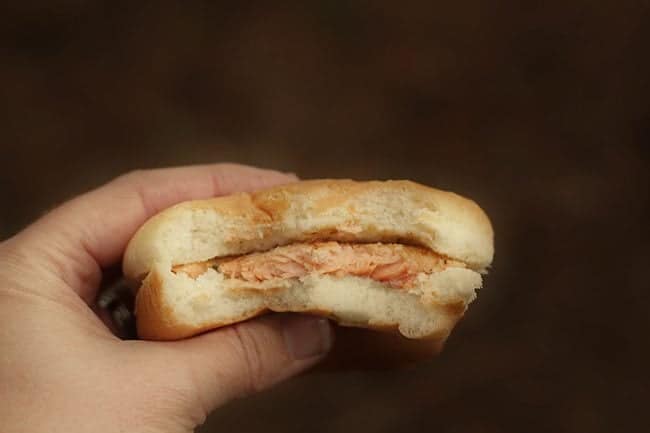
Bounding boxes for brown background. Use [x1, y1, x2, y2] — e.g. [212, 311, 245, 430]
[2, 2, 649, 432]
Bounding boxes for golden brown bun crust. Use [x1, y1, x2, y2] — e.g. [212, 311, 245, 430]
[124, 179, 494, 281]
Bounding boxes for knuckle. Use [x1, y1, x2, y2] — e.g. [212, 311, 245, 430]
[213, 162, 242, 171]
[112, 169, 157, 215]
[116, 169, 148, 184]
[228, 324, 266, 395]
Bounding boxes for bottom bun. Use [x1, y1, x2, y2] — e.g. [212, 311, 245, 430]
[135, 263, 482, 342]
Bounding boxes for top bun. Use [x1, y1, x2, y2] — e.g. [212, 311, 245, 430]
[123, 179, 494, 280]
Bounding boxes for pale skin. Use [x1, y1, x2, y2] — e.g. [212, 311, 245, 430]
[0, 164, 333, 433]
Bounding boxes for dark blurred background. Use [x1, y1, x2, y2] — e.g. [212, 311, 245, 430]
[2, 1, 649, 432]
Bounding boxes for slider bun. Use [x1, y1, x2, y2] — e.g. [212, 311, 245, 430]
[124, 179, 494, 279]
[123, 179, 494, 342]
[136, 266, 482, 341]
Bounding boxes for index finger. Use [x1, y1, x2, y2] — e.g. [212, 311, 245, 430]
[9, 163, 298, 302]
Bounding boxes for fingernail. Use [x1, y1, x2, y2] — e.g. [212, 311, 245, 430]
[283, 316, 332, 360]
[284, 172, 300, 180]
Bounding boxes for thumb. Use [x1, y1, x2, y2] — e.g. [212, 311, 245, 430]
[147, 314, 332, 422]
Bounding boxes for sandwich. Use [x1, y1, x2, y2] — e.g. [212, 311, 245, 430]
[123, 179, 494, 344]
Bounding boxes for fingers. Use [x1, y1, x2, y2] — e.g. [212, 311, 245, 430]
[7, 164, 297, 302]
[157, 315, 332, 419]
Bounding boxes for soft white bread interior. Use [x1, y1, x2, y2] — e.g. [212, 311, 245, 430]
[136, 264, 482, 340]
[123, 179, 494, 341]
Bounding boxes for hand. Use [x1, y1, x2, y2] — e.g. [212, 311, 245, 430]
[0, 164, 333, 433]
